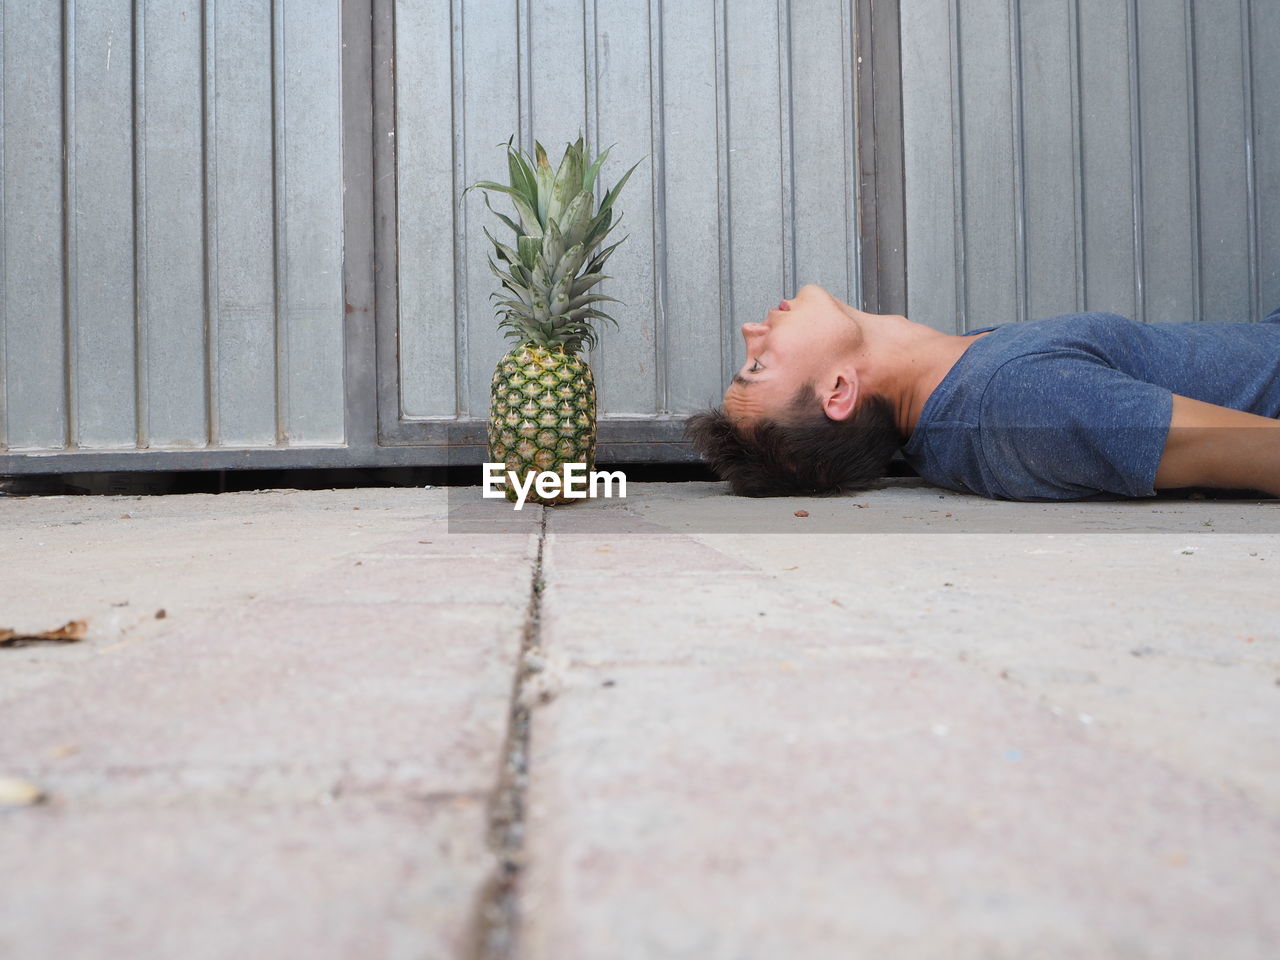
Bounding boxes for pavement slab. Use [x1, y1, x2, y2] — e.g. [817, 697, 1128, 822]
[3, 480, 1279, 959]
[0, 487, 534, 960]
[523, 481, 1280, 960]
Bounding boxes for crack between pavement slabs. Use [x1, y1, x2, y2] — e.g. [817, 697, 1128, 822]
[469, 505, 547, 960]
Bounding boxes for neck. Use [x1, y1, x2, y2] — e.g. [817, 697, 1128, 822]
[853, 317, 987, 436]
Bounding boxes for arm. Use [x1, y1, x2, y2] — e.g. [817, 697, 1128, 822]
[1154, 394, 1280, 496]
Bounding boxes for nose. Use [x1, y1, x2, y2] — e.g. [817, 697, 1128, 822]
[741, 321, 767, 336]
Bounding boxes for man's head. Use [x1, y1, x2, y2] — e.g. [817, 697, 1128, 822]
[685, 284, 905, 496]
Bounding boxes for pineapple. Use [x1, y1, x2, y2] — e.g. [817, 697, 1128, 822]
[469, 137, 636, 504]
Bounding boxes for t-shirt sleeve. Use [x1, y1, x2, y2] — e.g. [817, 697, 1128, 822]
[977, 351, 1174, 500]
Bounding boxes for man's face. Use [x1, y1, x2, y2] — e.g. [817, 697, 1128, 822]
[722, 284, 862, 424]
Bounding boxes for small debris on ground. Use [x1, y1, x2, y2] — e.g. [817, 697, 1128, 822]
[155, 609, 167, 619]
[794, 509, 809, 518]
[0, 619, 89, 648]
[0, 777, 44, 807]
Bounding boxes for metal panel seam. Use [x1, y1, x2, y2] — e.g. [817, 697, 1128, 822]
[714, 0, 733, 391]
[0, 0, 7, 448]
[1068, 0, 1085, 310]
[1126, 0, 1146, 323]
[450, 0, 468, 418]
[584, 0, 598, 167]
[62, 0, 77, 448]
[202, 0, 218, 445]
[133, 0, 148, 446]
[840, 0, 858, 307]
[777, 0, 795, 296]
[648, 0, 670, 413]
[272, 0, 288, 443]
[338, 0, 375, 449]
[586, 0, 604, 395]
[1241, 0, 1260, 323]
[1009, 0, 1028, 324]
[948, 0, 967, 331]
[514, 0, 524, 152]
[272, 0, 288, 442]
[1184, 0, 1203, 321]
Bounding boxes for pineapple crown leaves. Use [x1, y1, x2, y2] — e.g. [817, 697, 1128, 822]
[465, 136, 640, 353]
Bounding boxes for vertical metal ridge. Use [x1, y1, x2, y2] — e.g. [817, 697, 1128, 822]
[714, 0, 733, 386]
[839, 0, 857, 306]
[1068, 0, 1086, 310]
[0, 0, 8, 448]
[451, 0, 469, 417]
[386, 0, 406, 424]
[339, 0, 375, 448]
[1240, 0, 1260, 323]
[947, 0, 967, 331]
[585, 0, 602, 379]
[1009, 0, 1028, 324]
[202, 0, 218, 445]
[371, 0, 400, 438]
[579, 0, 590, 146]
[62, 0, 78, 448]
[584, 0, 598, 154]
[133, 0, 148, 446]
[648, 0, 669, 413]
[271, 0, 288, 443]
[1126, 0, 1146, 323]
[1184, 0, 1202, 321]
[777, 0, 795, 294]
[517, 0, 531, 152]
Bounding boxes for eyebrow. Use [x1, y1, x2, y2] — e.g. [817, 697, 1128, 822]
[731, 374, 756, 387]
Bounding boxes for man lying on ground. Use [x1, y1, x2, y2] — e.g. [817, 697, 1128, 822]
[685, 285, 1280, 501]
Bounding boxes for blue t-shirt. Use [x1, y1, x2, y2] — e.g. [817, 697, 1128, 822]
[900, 309, 1280, 501]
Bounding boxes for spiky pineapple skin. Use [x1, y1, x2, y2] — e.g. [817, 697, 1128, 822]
[488, 343, 596, 505]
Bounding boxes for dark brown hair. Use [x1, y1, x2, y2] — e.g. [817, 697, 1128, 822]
[684, 387, 903, 497]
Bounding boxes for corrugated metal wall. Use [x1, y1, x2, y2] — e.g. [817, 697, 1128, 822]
[6, 1, 1277, 469]
[901, 0, 1279, 333]
[389, 0, 862, 428]
[0, 1, 345, 455]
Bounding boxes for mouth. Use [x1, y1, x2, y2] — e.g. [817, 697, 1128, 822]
[778, 299, 791, 311]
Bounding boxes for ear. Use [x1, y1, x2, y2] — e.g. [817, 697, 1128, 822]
[821, 371, 859, 421]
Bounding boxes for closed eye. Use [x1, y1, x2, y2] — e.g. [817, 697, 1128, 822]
[748, 359, 762, 373]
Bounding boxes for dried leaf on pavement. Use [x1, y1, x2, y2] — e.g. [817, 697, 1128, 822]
[0, 619, 89, 648]
[0, 777, 45, 807]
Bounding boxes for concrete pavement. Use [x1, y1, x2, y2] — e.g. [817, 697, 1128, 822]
[1, 482, 1277, 959]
